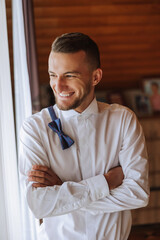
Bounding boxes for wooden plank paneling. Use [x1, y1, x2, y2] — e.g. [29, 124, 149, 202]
[32, 0, 160, 88]
[34, 4, 160, 18]
[34, 15, 160, 28]
[34, 25, 160, 38]
[33, 0, 160, 7]
[6, 0, 160, 90]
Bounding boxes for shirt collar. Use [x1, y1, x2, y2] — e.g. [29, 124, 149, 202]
[55, 98, 99, 119]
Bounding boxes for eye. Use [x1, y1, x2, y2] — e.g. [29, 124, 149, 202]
[66, 74, 74, 78]
[49, 74, 57, 78]
[65, 74, 77, 78]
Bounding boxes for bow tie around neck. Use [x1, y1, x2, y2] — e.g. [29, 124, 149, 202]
[48, 106, 74, 150]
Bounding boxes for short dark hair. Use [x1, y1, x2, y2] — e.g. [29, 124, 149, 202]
[51, 32, 101, 69]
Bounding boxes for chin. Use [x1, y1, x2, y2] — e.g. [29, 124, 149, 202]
[56, 104, 71, 111]
[56, 98, 81, 111]
[56, 100, 74, 111]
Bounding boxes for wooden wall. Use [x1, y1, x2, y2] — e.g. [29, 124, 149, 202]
[6, 0, 160, 90]
[33, 0, 160, 90]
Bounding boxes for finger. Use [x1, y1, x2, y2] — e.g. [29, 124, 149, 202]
[47, 175, 62, 185]
[30, 165, 62, 185]
[32, 165, 54, 177]
[28, 170, 50, 179]
[29, 169, 58, 183]
[28, 176, 51, 185]
[28, 169, 61, 185]
[32, 165, 49, 172]
[32, 183, 47, 188]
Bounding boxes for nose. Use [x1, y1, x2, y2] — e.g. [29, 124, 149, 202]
[54, 75, 66, 93]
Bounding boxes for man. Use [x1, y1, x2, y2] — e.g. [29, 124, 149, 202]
[19, 32, 149, 240]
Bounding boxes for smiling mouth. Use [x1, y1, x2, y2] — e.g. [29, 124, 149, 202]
[58, 92, 74, 98]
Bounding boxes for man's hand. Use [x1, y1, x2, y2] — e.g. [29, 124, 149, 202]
[28, 165, 62, 188]
[104, 166, 124, 190]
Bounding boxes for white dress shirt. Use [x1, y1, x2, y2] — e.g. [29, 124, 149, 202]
[19, 98, 149, 240]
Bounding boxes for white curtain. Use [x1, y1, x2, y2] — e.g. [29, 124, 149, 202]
[0, 0, 22, 239]
[12, 0, 38, 239]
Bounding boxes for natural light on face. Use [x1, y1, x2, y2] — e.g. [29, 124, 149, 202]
[48, 51, 95, 113]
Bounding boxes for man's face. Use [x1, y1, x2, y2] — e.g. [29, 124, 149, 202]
[48, 50, 101, 112]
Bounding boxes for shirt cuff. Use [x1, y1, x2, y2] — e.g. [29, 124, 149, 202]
[83, 175, 110, 202]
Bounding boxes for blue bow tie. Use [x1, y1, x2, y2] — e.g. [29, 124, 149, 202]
[48, 106, 74, 150]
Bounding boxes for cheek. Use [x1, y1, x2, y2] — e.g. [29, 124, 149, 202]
[49, 79, 52, 87]
[78, 79, 92, 96]
[50, 79, 55, 89]
[74, 84, 85, 98]
[74, 79, 88, 92]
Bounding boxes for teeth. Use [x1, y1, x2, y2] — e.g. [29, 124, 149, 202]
[59, 93, 71, 97]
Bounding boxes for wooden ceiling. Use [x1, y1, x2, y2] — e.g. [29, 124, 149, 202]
[6, 0, 160, 90]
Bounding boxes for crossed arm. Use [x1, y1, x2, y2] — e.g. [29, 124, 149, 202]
[20, 111, 149, 219]
[28, 164, 124, 191]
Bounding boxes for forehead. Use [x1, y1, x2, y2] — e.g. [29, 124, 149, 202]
[48, 51, 89, 72]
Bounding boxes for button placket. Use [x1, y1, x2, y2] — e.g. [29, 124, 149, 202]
[77, 116, 92, 180]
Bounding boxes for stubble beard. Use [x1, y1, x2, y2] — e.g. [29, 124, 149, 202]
[54, 82, 92, 111]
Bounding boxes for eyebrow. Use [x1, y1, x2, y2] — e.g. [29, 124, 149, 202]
[48, 71, 81, 75]
[48, 71, 54, 74]
[64, 71, 81, 75]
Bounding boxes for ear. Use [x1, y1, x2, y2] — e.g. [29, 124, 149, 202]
[92, 68, 103, 87]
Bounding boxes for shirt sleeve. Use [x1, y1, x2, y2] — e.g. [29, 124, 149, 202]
[81, 111, 150, 214]
[19, 119, 110, 219]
